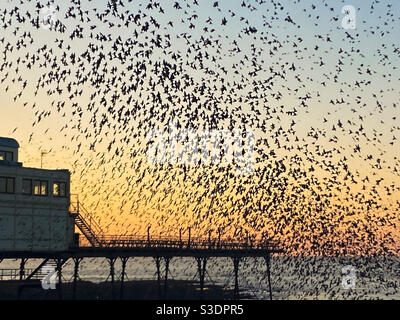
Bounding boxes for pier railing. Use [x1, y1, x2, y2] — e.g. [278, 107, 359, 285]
[68, 195, 280, 252]
[0, 268, 35, 280]
[85, 235, 280, 251]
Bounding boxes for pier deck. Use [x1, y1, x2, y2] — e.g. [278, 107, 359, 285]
[0, 237, 282, 300]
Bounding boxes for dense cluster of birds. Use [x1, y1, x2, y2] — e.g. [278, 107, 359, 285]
[0, 0, 400, 263]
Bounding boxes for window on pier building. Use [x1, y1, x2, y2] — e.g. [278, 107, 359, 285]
[0, 177, 15, 194]
[22, 179, 32, 195]
[33, 180, 48, 196]
[0, 151, 13, 161]
[53, 181, 67, 197]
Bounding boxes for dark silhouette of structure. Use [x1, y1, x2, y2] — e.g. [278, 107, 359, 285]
[0, 196, 282, 300]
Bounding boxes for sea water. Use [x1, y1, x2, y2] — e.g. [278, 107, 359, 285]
[1, 256, 399, 300]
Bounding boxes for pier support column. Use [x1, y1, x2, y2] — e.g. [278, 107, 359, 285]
[106, 257, 117, 299]
[188, 227, 191, 248]
[154, 257, 162, 299]
[106, 257, 117, 283]
[120, 257, 129, 300]
[55, 258, 63, 300]
[164, 257, 171, 298]
[264, 254, 273, 301]
[19, 258, 28, 280]
[196, 257, 208, 298]
[72, 258, 82, 300]
[232, 257, 241, 300]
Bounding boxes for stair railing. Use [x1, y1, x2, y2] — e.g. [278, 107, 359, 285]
[70, 194, 104, 247]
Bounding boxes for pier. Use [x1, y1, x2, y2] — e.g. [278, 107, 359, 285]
[0, 138, 282, 300]
[0, 202, 282, 300]
[0, 235, 282, 300]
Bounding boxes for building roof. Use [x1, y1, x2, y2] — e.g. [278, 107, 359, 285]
[0, 160, 22, 167]
[0, 137, 20, 148]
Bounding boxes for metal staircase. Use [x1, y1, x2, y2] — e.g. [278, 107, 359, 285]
[74, 214, 102, 247]
[25, 258, 68, 281]
[70, 195, 104, 247]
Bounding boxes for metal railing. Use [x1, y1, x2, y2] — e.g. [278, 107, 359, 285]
[86, 235, 280, 251]
[0, 268, 35, 280]
[70, 194, 104, 242]
[69, 195, 281, 252]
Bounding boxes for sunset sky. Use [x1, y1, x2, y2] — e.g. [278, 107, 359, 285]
[0, 0, 399, 255]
